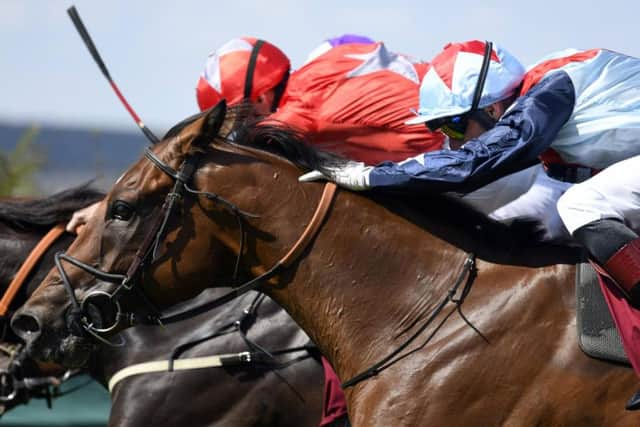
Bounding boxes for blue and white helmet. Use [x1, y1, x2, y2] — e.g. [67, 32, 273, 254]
[406, 40, 525, 125]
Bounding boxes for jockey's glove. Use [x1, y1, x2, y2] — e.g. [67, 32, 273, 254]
[298, 161, 373, 191]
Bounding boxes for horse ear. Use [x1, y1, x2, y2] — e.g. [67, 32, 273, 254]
[196, 100, 227, 146]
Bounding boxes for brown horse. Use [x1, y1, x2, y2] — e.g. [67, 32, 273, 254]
[0, 188, 325, 426]
[13, 102, 640, 425]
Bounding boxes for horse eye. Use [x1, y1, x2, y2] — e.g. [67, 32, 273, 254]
[110, 200, 135, 221]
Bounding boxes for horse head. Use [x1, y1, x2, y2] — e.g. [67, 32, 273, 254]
[11, 100, 321, 366]
[0, 188, 102, 410]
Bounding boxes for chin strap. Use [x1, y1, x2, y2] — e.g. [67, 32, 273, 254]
[468, 41, 498, 132]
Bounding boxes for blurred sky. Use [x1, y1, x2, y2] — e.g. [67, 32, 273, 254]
[2, 0, 639, 133]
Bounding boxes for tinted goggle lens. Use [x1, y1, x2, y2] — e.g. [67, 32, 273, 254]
[426, 115, 468, 140]
[441, 124, 466, 140]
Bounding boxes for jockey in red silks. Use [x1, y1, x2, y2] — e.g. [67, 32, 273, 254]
[195, 35, 445, 165]
[301, 40, 640, 410]
[195, 36, 561, 236]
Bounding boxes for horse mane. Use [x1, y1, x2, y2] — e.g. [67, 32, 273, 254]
[0, 184, 104, 231]
[230, 116, 339, 172]
[228, 117, 583, 266]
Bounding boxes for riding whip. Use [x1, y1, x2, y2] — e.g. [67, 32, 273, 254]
[67, 5, 160, 144]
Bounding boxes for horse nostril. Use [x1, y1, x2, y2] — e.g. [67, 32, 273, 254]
[11, 313, 42, 338]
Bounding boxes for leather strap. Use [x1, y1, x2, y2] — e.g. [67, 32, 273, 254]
[280, 183, 337, 268]
[470, 41, 493, 112]
[151, 182, 338, 325]
[108, 352, 248, 393]
[0, 224, 66, 317]
[244, 39, 265, 101]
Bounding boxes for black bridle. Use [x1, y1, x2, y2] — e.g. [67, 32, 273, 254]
[54, 147, 311, 346]
[62, 6, 297, 346]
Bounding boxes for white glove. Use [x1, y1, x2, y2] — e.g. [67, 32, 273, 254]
[298, 161, 373, 191]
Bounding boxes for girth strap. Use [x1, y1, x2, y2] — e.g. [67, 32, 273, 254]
[0, 224, 66, 317]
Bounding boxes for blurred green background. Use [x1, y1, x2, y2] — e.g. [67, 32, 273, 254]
[1, 375, 110, 426]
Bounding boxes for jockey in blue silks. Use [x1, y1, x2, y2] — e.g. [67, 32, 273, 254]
[301, 40, 640, 410]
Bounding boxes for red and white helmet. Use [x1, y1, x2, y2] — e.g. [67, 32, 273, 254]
[406, 40, 525, 125]
[196, 37, 290, 111]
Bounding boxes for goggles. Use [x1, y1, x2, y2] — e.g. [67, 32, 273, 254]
[426, 115, 469, 140]
[425, 41, 495, 142]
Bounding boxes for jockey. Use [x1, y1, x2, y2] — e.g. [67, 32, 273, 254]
[194, 36, 561, 234]
[68, 38, 564, 236]
[195, 35, 446, 164]
[196, 37, 291, 116]
[302, 40, 640, 408]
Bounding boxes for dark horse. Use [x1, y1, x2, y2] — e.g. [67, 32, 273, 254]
[1, 187, 324, 426]
[14, 102, 640, 425]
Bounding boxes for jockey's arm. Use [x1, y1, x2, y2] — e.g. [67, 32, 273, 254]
[310, 72, 576, 193]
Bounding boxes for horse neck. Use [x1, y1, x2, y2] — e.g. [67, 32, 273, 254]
[259, 187, 579, 404]
[208, 157, 474, 382]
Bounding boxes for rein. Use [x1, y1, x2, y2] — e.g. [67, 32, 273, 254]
[0, 224, 66, 317]
[155, 177, 337, 326]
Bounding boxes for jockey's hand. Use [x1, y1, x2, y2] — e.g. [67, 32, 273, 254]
[66, 201, 101, 234]
[298, 161, 373, 191]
